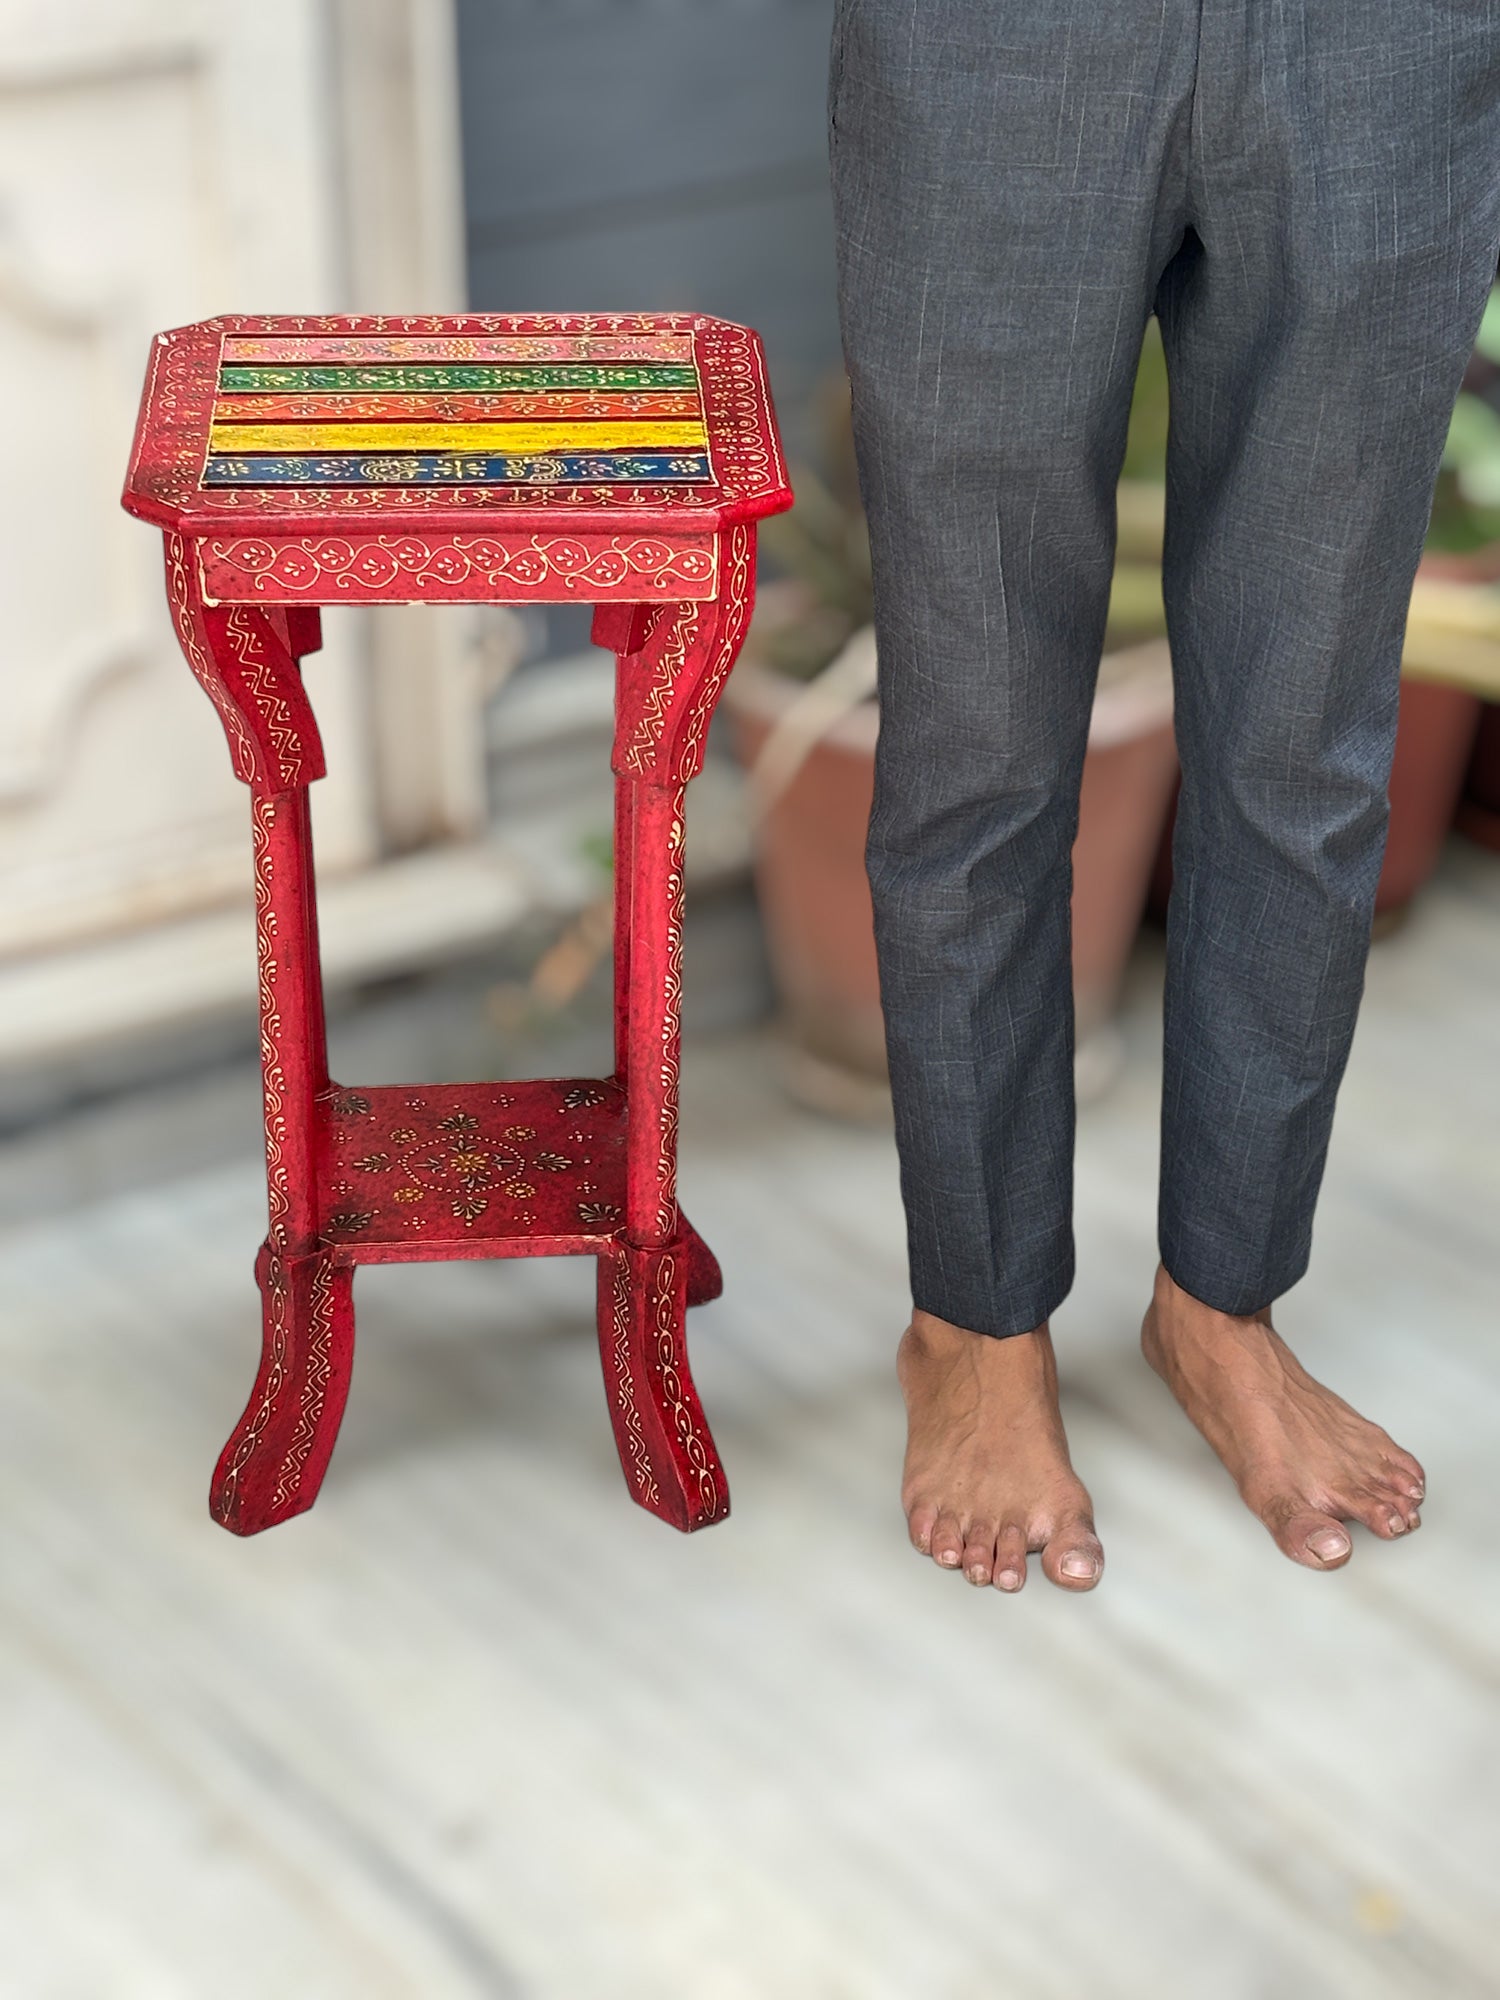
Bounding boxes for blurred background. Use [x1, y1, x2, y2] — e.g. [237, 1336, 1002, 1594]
[1, 3, 1498, 1995]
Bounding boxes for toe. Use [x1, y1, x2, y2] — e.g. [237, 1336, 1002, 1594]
[1040, 1516, 1104, 1591]
[1374, 1475, 1422, 1532]
[1269, 1503, 1352, 1569]
[992, 1523, 1028, 1593]
[1383, 1449, 1426, 1502]
[962, 1522, 998, 1587]
[906, 1502, 939, 1556]
[930, 1512, 965, 1571]
[1352, 1487, 1415, 1539]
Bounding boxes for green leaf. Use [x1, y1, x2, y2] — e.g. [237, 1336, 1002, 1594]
[1475, 284, 1500, 364]
[1441, 391, 1500, 468]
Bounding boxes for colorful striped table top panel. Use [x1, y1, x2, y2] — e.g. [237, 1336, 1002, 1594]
[123, 312, 792, 532]
[204, 331, 709, 490]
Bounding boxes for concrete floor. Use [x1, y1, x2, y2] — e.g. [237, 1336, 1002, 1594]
[0, 843, 1496, 1999]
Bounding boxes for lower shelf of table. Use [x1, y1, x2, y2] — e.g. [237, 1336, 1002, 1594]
[316, 1075, 635, 1263]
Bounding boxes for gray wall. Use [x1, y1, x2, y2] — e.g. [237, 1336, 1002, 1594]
[455, 0, 842, 656]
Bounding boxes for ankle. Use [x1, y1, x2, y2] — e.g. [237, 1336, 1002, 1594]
[1152, 1261, 1193, 1317]
[909, 1306, 1050, 1348]
[901, 1312, 1056, 1399]
[1153, 1263, 1276, 1335]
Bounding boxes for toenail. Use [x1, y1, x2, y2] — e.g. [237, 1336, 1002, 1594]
[1307, 1527, 1349, 1561]
[996, 1568, 1021, 1589]
[1061, 1552, 1100, 1579]
[937, 1549, 961, 1567]
[966, 1566, 990, 1585]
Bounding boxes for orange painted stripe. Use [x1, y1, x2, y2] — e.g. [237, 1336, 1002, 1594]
[211, 390, 705, 424]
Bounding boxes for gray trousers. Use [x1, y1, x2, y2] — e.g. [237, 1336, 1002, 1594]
[827, 0, 1500, 1337]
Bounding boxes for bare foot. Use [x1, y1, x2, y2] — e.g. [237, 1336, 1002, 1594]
[1141, 1263, 1425, 1569]
[898, 1309, 1103, 1592]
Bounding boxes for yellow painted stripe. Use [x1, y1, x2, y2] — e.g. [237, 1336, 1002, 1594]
[209, 420, 707, 455]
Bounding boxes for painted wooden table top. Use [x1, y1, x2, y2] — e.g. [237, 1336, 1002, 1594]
[121, 311, 792, 604]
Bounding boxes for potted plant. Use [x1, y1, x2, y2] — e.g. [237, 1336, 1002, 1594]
[723, 341, 1182, 1116]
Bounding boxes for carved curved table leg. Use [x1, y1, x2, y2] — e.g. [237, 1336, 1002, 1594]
[161, 554, 357, 1531]
[596, 764, 729, 1530]
[211, 779, 352, 1532]
[595, 1239, 729, 1531]
[212, 1244, 355, 1534]
[590, 547, 757, 1524]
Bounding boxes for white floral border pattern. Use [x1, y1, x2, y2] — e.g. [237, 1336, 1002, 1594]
[200, 532, 719, 600]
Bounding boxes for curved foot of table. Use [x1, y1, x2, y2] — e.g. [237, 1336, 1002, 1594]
[595, 1236, 730, 1532]
[210, 1243, 355, 1536]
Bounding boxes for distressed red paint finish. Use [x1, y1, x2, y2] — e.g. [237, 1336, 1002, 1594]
[121, 313, 789, 1538]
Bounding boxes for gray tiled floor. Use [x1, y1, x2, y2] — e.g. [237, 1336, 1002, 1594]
[0, 846, 1496, 1999]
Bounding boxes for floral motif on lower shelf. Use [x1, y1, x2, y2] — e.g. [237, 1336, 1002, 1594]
[323, 1081, 625, 1239]
[577, 1202, 622, 1227]
[562, 1084, 608, 1109]
[348, 1118, 560, 1228]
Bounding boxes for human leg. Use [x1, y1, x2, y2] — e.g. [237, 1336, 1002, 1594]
[828, 0, 1201, 1584]
[1145, 0, 1498, 1562]
[830, 0, 1196, 1339]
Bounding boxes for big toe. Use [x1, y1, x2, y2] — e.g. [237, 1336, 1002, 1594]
[1040, 1517, 1104, 1591]
[1272, 1505, 1352, 1570]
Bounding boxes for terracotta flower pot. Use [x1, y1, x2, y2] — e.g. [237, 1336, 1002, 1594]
[1457, 701, 1500, 852]
[723, 643, 886, 1096]
[1412, 542, 1500, 863]
[723, 591, 1180, 1112]
[1378, 676, 1484, 911]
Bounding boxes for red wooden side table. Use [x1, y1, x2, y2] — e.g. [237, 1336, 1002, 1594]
[121, 311, 792, 1538]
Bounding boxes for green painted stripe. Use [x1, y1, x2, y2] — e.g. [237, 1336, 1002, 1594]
[218, 362, 700, 394]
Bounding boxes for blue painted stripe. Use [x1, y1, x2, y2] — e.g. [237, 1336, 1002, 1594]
[201, 450, 712, 487]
